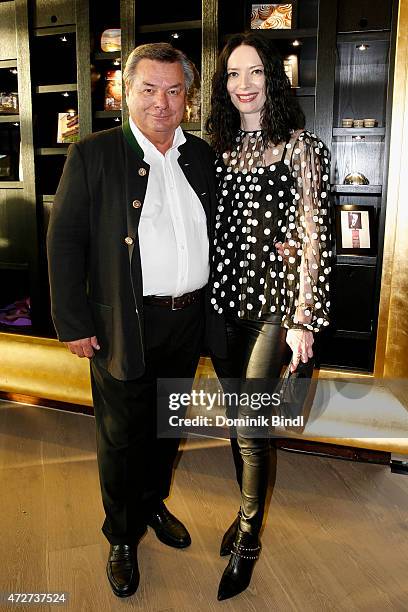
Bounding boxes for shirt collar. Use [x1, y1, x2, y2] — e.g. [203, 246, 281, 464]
[129, 117, 186, 157]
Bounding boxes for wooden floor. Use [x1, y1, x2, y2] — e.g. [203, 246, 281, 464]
[1, 400, 408, 611]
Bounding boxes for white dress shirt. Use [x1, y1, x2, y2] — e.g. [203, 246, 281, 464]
[130, 119, 209, 297]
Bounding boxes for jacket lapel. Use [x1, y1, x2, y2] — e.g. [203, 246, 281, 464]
[121, 121, 150, 264]
[178, 138, 211, 222]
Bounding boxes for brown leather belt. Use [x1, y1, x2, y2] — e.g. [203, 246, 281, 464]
[143, 288, 203, 310]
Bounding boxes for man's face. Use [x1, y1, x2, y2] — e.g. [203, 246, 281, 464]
[125, 59, 186, 141]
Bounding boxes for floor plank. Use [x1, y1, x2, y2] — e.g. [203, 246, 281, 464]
[1, 400, 408, 611]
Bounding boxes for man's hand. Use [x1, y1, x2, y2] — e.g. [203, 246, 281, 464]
[65, 336, 100, 359]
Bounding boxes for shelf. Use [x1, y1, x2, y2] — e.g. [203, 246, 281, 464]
[0, 261, 28, 271]
[336, 255, 377, 266]
[35, 83, 77, 94]
[332, 185, 382, 195]
[256, 28, 317, 40]
[94, 52, 121, 61]
[333, 330, 372, 340]
[337, 31, 391, 44]
[333, 128, 385, 136]
[34, 25, 76, 37]
[0, 182, 24, 189]
[36, 148, 69, 156]
[94, 110, 121, 119]
[294, 87, 315, 97]
[0, 115, 20, 123]
[181, 122, 200, 131]
[0, 60, 17, 69]
[136, 20, 202, 33]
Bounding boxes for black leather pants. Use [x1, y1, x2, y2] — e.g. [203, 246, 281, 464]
[211, 314, 287, 535]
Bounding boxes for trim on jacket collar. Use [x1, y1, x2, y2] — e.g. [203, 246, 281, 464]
[122, 119, 144, 160]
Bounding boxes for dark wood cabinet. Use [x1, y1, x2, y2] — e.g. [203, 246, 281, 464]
[336, 0, 393, 33]
[217, 0, 398, 372]
[30, 0, 76, 28]
[0, 0, 400, 373]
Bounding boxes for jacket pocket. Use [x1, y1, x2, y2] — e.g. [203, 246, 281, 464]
[89, 300, 113, 367]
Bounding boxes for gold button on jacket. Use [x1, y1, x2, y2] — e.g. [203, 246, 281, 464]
[132, 199, 142, 208]
[138, 168, 147, 176]
[125, 236, 134, 245]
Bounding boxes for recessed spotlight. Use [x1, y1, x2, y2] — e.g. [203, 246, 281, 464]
[114, 117, 120, 122]
[62, 92, 69, 97]
[60, 36, 67, 42]
[10, 69, 18, 75]
[113, 59, 120, 66]
[292, 40, 301, 47]
[357, 44, 369, 51]
[171, 33, 180, 39]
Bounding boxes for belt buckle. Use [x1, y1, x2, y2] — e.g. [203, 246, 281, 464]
[171, 296, 181, 311]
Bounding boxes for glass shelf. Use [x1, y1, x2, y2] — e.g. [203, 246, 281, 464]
[332, 184, 382, 194]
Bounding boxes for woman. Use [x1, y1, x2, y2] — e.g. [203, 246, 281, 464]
[206, 32, 331, 600]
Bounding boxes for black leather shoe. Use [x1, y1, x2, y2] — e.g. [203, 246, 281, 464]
[220, 513, 240, 556]
[106, 544, 139, 598]
[147, 501, 191, 548]
[217, 529, 261, 601]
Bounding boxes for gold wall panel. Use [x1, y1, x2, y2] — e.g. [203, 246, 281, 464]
[0, 333, 92, 406]
[375, 0, 408, 378]
[1, 0, 408, 456]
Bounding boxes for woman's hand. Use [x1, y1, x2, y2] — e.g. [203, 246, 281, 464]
[286, 329, 314, 372]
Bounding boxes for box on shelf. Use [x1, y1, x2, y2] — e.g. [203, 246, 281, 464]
[57, 112, 79, 144]
[0, 92, 19, 114]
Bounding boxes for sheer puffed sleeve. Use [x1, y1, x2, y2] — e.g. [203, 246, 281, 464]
[281, 132, 332, 333]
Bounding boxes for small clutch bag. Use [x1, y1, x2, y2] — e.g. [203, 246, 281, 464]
[278, 357, 314, 420]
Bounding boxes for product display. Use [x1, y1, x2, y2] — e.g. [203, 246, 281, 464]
[283, 54, 299, 87]
[340, 118, 378, 128]
[0, 153, 12, 178]
[0, 92, 19, 113]
[57, 112, 79, 143]
[183, 61, 201, 123]
[344, 172, 369, 185]
[104, 69, 122, 111]
[101, 29, 121, 52]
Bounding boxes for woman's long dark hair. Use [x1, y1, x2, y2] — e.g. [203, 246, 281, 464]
[206, 32, 305, 154]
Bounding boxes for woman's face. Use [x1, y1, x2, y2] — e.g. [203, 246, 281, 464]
[226, 44, 266, 123]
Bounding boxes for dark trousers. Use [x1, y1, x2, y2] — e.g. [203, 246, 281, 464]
[211, 315, 287, 533]
[90, 298, 204, 545]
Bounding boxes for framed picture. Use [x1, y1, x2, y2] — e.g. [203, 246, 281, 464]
[335, 204, 376, 256]
[283, 54, 299, 87]
[250, 3, 297, 30]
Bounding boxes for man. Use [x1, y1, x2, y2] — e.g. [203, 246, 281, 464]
[47, 43, 225, 598]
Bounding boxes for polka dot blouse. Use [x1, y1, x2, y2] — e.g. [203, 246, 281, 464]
[210, 129, 332, 332]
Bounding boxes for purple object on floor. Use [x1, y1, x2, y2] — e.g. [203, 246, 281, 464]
[0, 316, 31, 327]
